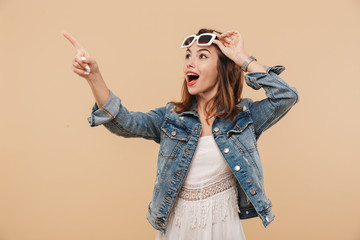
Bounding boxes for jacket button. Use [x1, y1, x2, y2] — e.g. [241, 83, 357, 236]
[250, 189, 256, 195]
[245, 211, 249, 214]
[224, 148, 230, 154]
[234, 165, 240, 171]
[214, 127, 220, 132]
[171, 129, 177, 136]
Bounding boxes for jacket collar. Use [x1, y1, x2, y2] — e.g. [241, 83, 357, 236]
[178, 100, 199, 117]
[175, 97, 249, 122]
[176, 99, 246, 117]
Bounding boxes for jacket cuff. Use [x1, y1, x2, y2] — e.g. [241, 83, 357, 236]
[87, 89, 121, 127]
[244, 65, 286, 90]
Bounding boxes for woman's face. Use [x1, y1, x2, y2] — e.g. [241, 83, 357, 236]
[183, 43, 219, 101]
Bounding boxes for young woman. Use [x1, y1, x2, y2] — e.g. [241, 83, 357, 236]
[63, 28, 299, 239]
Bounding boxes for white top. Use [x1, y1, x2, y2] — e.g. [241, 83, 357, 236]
[155, 135, 246, 240]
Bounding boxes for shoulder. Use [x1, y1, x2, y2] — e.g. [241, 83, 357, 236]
[232, 98, 254, 123]
[160, 102, 175, 115]
[163, 101, 191, 124]
[159, 101, 178, 119]
[165, 101, 175, 109]
[237, 98, 253, 112]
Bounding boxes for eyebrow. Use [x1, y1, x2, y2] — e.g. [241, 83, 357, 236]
[186, 48, 211, 54]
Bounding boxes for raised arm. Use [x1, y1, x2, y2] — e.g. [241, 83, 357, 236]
[244, 65, 299, 139]
[213, 30, 299, 139]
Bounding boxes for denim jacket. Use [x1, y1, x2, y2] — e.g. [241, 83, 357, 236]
[87, 65, 299, 233]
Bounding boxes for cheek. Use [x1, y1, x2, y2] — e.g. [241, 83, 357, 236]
[210, 68, 218, 81]
[213, 68, 218, 77]
[208, 59, 218, 77]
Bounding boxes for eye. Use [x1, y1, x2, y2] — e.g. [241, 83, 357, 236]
[200, 54, 208, 59]
[185, 54, 191, 59]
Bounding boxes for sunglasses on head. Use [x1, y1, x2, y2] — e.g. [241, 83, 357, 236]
[181, 33, 217, 48]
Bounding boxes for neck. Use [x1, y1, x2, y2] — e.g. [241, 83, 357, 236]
[196, 97, 216, 119]
[195, 81, 219, 114]
[196, 96, 211, 112]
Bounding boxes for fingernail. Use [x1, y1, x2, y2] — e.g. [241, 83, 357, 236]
[84, 71, 90, 75]
[85, 65, 91, 72]
[81, 57, 86, 61]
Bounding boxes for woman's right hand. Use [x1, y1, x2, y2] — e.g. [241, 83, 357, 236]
[62, 31, 100, 81]
[62, 31, 110, 108]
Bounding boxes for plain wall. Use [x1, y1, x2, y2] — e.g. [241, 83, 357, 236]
[0, 0, 359, 239]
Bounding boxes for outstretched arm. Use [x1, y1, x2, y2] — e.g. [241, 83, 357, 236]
[63, 31, 166, 142]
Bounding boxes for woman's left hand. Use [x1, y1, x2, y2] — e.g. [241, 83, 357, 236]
[212, 30, 249, 66]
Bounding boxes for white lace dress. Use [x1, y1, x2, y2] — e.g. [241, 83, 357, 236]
[155, 135, 246, 240]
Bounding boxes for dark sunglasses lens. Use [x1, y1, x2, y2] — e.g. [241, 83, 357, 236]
[183, 36, 195, 47]
[198, 34, 213, 45]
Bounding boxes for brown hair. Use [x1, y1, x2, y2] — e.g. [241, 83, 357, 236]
[173, 28, 245, 124]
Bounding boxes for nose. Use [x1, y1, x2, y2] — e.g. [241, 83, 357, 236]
[186, 57, 195, 68]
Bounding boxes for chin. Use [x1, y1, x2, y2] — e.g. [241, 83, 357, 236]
[186, 87, 199, 96]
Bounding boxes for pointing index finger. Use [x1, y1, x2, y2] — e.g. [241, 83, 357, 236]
[62, 31, 84, 51]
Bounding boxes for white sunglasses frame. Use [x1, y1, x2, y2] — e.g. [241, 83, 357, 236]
[180, 33, 217, 48]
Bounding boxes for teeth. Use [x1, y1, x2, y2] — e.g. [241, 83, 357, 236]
[187, 73, 199, 76]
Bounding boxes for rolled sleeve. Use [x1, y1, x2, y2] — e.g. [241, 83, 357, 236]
[87, 89, 121, 127]
[244, 65, 286, 90]
[243, 64, 299, 139]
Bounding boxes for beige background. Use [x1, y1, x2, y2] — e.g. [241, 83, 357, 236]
[0, 0, 359, 239]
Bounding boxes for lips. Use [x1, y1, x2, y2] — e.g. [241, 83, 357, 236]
[186, 71, 200, 86]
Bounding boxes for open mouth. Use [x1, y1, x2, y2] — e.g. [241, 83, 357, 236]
[186, 72, 200, 86]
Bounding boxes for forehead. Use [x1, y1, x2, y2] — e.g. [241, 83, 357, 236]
[186, 44, 217, 54]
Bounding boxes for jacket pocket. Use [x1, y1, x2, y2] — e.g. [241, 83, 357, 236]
[159, 121, 189, 159]
[227, 119, 257, 153]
